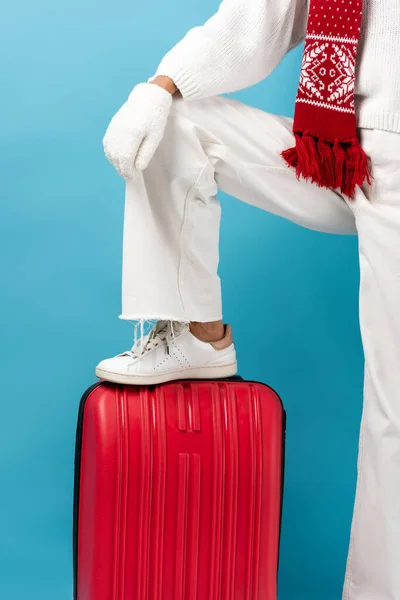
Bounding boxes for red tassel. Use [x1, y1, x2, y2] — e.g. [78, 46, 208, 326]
[292, 133, 308, 178]
[302, 134, 320, 180]
[317, 137, 335, 189]
[333, 139, 346, 190]
[282, 133, 372, 198]
[281, 144, 299, 170]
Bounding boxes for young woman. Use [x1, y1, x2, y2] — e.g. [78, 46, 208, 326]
[97, 1, 400, 597]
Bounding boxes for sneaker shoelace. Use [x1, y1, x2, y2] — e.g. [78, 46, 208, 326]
[124, 320, 187, 360]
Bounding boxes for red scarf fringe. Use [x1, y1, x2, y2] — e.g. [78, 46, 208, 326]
[282, 133, 372, 198]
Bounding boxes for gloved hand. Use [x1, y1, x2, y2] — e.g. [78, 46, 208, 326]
[103, 83, 173, 180]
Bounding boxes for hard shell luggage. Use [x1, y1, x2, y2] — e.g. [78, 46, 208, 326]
[73, 378, 286, 599]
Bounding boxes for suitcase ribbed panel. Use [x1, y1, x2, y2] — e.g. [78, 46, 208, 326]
[178, 384, 202, 432]
[246, 385, 263, 599]
[152, 387, 167, 600]
[114, 388, 129, 600]
[177, 453, 203, 598]
[74, 379, 285, 600]
[191, 386, 201, 432]
[222, 384, 239, 600]
[188, 453, 201, 598]
[137, 388, 152, 599]
[174, 452, 202, 599]
[209, 384, 225, 599]
[177, 385, 186, 432]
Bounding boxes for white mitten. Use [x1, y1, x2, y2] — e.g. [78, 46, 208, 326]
[103, 83, 173, 180]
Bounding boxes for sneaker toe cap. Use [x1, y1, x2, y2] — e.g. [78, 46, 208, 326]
[96, 355, 136, 375]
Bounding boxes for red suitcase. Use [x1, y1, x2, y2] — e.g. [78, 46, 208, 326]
[73, 378, 286, 600]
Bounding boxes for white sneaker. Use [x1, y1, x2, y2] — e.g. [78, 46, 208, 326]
[96, 321, 238, 385]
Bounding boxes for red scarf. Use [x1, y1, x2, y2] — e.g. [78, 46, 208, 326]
[282, 0, 372, 198]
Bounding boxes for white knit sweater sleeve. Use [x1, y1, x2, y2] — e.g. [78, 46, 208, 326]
[151, 0, 309, 99]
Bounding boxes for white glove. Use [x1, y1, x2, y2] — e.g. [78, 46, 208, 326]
[103, 83, 173, 180]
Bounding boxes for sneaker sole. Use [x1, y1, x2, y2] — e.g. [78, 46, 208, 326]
[95, 362, 238, 386]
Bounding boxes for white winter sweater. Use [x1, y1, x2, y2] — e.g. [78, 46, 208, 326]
[152, 0, 400, 133]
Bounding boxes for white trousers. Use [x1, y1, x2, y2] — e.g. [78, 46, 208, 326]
[122, 95, 400, 600]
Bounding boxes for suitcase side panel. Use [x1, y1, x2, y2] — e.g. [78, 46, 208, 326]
[76, 384, 125, 600]
[219, 382, 283, 600]
[253, 383, 285, 598]
[73, 383, 101, 600]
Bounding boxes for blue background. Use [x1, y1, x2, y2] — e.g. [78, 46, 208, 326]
[1, 0, 364, 598]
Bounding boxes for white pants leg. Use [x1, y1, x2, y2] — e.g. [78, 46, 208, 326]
[342, 129, 400, 600]
[121, 95, 355, 322]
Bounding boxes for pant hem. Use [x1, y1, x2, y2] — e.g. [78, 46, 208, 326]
[119, 314, 223, 322]
[119, 314, 189, 322]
